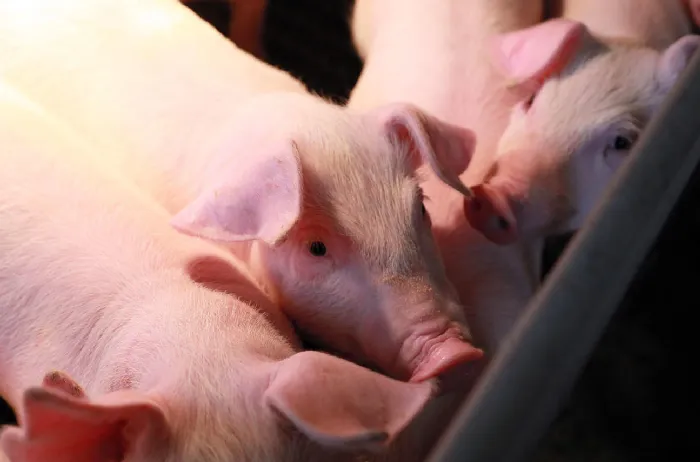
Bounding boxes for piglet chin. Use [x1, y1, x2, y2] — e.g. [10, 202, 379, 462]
[464, 184, 519, 245]
[409, 337, 484, 384]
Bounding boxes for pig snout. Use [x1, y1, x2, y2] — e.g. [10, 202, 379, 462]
[465, 184, 520, 245]
[402, 316, 483, 384]
[464, 150, 543, 245]
[375, 284, 483, 384]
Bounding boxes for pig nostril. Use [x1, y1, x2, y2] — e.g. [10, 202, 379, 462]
[497, 216, 510, 231]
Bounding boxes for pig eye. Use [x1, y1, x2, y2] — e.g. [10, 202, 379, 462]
[606, 131, 638, 155]
[612, 135, 633, 151]
[308, 241, 327, 257]
[421, 203, 427, 217]
[604, 131, 638, 169]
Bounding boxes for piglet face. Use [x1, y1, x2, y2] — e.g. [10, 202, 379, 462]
[172, 102, 483, 383]
[468, 20, 700, 241]
[260, 176, 478, 382]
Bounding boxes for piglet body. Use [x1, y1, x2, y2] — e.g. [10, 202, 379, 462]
[0, 0, 482, 383]
[0, 81, 434, 462]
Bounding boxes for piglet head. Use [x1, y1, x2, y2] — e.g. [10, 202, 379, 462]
[171, 101, 483, 384]
[0, 354, 433, 461]
[469, 21, 700, 242]
[464, 18, 585, 244]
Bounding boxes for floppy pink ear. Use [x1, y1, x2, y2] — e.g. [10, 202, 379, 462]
[0, 374, 168, 462]
[491, 18, 585, 90]
[372, 103, 476, 198]
[171, 140, 303, 246]
[656, 35, 700, 93]
[265, 351, 434, 452]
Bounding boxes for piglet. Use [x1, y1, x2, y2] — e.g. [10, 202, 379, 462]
[466, 2, 700, 244]
[0, 80, 433, 462]
[0, 0, 483, 383]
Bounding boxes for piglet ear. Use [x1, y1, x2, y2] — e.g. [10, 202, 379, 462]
[171, 140, 303, 246]
[265, 351, 434, 452]
[491, 18, 585, 90]
[373, 103, 476, 198]
[0, 375, 168, 462]
[656, 35, 700, 93]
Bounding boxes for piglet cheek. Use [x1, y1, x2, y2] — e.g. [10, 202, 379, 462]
[464, 185, 519, 245]
[294, 251, 333, 280]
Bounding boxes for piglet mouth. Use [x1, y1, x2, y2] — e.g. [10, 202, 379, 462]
[404, 325, 484, 384]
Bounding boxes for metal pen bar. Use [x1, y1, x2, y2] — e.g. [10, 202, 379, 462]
[428, 51, 700, 462]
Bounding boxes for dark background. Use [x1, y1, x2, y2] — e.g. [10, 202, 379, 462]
[2, 1, 697, 460]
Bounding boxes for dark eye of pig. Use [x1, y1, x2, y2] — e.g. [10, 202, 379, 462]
[613, 135, 633, 151]
[308, 241, 327, 257]
[421, 203, 427, 217]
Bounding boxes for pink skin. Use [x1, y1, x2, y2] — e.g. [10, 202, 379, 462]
[466, 14, 700, 242]
[0, 83, 434, 462]
[0, 0, 482, 384]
